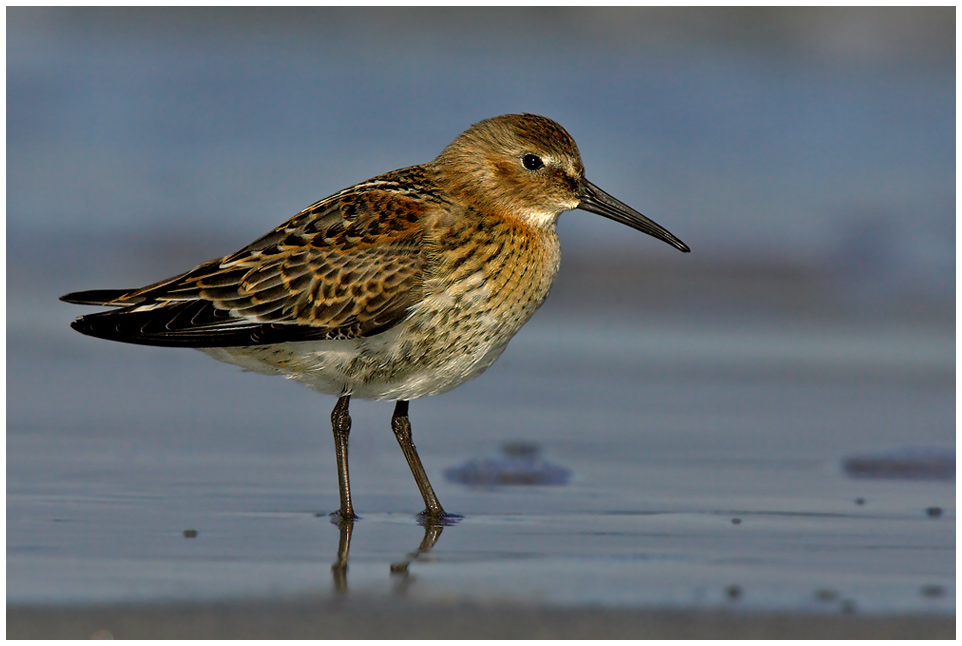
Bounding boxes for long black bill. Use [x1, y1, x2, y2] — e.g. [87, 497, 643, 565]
[578, 179, 690, 253]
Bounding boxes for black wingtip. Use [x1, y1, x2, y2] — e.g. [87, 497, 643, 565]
[60, 289, 136, 306]
[69, 317, 90, 334]
[68, 314, 114, 341]
[60, 292, 87, 304]
[63, 301, 342, 348]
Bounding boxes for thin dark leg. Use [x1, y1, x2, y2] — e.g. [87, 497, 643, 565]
[391, 400, 449, 519]
[331, 394, 358, 520]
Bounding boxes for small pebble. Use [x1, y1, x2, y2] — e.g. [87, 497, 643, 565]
[854, 497, 866, 506]
[926, 506, 943, 518]
[731, 518, 742, 525]
[183, 529, 198, 538]
[725, 584, 742, 600]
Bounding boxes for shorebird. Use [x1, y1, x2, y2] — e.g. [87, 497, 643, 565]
[61, 113, 689, 521]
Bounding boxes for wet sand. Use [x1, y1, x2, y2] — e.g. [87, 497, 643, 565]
[7, 599, 955, 639]
[8, 265, 954, 632]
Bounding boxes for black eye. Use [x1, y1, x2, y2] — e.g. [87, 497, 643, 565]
[522, 153, 544, 171]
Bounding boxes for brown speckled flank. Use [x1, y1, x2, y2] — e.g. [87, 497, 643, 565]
[62, 114, 689, 521]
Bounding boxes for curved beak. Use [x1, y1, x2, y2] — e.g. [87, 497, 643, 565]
[578, 179, 690, 253]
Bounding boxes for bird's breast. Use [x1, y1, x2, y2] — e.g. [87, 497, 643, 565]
[420, 212, 561, 335]
[391, 214, 560, 376]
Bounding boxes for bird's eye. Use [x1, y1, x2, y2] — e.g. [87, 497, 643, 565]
[522, 154, 544, 171]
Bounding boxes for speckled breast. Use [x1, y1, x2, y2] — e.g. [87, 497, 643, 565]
[361, 212, 562, 399]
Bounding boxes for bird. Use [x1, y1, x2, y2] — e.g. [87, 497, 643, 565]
[61, 113, 689, 522]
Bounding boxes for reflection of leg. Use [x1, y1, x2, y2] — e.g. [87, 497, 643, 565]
[331, 517, 354, 594]
[390, 521, 446, 578]
[391, 400, 447, 518]
[331, 395, 357, 520]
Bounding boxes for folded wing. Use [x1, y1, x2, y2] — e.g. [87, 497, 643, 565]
[62, 173, 432, 348]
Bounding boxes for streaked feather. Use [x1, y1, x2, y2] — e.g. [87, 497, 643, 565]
[63, 167, 444, 347]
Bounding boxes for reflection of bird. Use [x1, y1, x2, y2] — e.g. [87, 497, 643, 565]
[62, 114, 689, 521]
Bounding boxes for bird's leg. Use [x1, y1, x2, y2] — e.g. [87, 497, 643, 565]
[330, 394, 358, 520]
[391, 400, 448, 519]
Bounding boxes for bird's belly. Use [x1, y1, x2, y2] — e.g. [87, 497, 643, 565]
[199, 266, 552, 401]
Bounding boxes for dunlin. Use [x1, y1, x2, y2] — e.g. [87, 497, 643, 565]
[62, 113, 689, 521]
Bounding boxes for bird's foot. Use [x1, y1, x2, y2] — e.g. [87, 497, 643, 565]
[417, 509, 463, 527]
[328, 509, 360, 525]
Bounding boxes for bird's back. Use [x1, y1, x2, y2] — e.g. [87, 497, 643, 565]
[62, 166, 447, 348]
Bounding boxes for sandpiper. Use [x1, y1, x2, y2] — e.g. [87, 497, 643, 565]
[62, 113, 689, 521]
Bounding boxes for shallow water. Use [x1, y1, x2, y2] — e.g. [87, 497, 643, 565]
[7, 267, 954, 614]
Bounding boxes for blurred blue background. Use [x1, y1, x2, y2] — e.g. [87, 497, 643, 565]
[8, 7, 954, 308]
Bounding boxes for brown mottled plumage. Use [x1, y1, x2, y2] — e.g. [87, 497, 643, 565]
[62, 113, 689, 521]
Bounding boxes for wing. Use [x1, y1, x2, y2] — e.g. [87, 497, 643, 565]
[62, 168, 440, 347]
